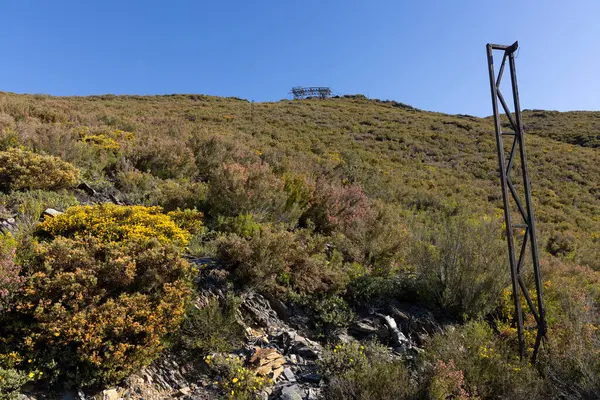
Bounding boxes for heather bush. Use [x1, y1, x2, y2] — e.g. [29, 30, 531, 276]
[127, 134, 196, 179]
[534, 259, 600, 398]
[320, 342, 415, 400]
[409, 214, 508, 319]
[546, 230, 576, 257]
[206, 162, 301, 225]
[0, 148, 79, 192]
[189, 135, 254, 182]
[424, 320, 546, 399]
[429, 360, 471, 400]
[302, 180, 373, 236]
[215, 225, 344, 295]
[0, 234, 23, 313]
[116, 169, 208, 212]
[180, 295, 245, 353]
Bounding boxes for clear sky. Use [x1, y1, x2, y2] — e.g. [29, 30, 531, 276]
[1, 1, 599, 116]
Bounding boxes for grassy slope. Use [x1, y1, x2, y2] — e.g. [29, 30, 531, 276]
[0, 92, 598, 265]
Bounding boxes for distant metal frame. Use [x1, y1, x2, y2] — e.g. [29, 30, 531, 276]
[290, 87, 332, 100]
[486, 41, 547, 361]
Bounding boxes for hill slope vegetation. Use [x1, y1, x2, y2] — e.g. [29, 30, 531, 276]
[0, 92, 599, 399]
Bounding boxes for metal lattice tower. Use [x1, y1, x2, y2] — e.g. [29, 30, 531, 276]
[486, 42, 547, 361]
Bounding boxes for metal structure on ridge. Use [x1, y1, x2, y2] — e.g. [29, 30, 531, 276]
[290, 87, 332, 100]
[486, 41, 547, 361]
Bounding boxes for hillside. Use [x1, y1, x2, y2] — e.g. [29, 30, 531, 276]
[1, 92, 597, 266]
[0, 92, 599, 399]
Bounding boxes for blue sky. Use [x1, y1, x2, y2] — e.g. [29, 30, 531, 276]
[1, 1, 599, 116]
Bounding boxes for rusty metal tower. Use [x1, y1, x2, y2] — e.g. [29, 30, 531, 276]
[486, 42, 547, 361]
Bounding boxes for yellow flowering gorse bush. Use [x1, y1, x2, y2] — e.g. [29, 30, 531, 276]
[4, 204, 194, 387]
[37, 203, 191, 247]
[77, 126, 135, 152]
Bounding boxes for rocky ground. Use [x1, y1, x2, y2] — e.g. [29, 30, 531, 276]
[15, 268, 446, 400]
[3, 205, 447, 400]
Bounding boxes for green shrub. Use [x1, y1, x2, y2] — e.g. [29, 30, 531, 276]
[409, 214, 508, 319]
[320, 342, 415, 400]
[180, 295, 245, 354]
[345, 275, 401, 307]
[331, 202, 409, 276]
[215, 213, 262, 239]
[424, 320, 546, 399]
[0, 148, 79, 192]
[546, 231, 576, 257]
[0, 366, 32, 400]
[312, 295, 355, 332]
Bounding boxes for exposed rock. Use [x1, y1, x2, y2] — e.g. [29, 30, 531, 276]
[77, 182, 98, 196]
[109, 194, 124, 205]
[334, 330, 355, 344]
[249, 347, 286, 378]
[307, 388, 320, 400]
[386, 301, 444, 344]
[381, 314, 410, 348]
[290, 344, 318, 360]
[299, 373, 321, 384]
[242, 292, 286, 334]
[176, 387, 191, 397]
[102, 389, 119, 400]
[282, 367, 295, 382]
[263, 291, 290, 321]
[280, 331, 322, 361]
[349, 318, 379, 335]
[246, 326, 270, 345]
[43, 208, 63, 218]
[272, 366, 285, 381]
[0, 216, 17, 234]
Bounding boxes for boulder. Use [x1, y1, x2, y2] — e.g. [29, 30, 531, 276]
[279, 385, 304, 400]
